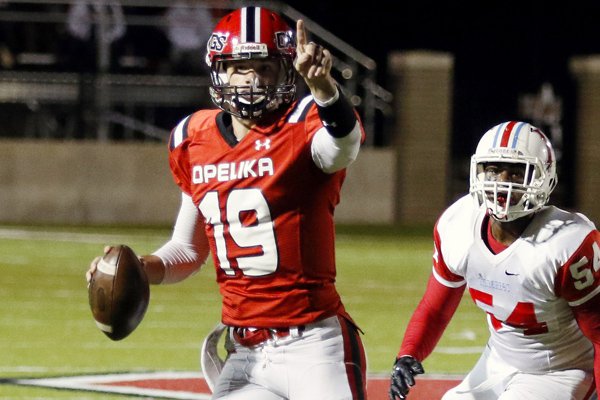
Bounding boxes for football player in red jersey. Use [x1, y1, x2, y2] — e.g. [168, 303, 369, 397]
[389, 121, 600, 400]
[88, 6, 367, 400]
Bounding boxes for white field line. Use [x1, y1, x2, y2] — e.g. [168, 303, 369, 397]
[0, 227, 164, 244]
[435, 346, 483, 354]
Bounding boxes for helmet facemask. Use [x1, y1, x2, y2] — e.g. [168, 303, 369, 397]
[470, 157, 553, 221]
[469, 121, 558, 222]
[206, 7, 297, 119]
[209, 55, 296, 119]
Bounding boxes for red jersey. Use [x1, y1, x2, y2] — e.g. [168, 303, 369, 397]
[167, 98, 358, 327]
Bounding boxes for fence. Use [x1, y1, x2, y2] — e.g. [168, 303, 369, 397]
[0, 0, 392, 144]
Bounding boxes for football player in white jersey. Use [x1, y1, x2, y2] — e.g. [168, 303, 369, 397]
[389, 121, 600, 400]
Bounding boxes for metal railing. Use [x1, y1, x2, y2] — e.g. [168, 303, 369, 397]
[0, 0, 392, 144]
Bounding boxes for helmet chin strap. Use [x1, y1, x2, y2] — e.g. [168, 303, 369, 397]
[487, 182, 513, 221]
[488, 210, 509, 222]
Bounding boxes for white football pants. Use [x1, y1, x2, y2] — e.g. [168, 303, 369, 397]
[442, 345, 596, 400]
[210, 315, 367, 400]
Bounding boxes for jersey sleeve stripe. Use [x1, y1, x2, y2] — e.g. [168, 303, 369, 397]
[569, 284, 600, 307]
[288, 96, 314, 123]
[432, 266, 466, 288]
[169, 115, 191, 151]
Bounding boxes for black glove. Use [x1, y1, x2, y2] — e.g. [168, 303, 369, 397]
[389, 355, 425, 400]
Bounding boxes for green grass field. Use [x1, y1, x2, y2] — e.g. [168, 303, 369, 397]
[0, 224, 488, 399]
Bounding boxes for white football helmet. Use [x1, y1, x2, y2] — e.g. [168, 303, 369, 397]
[469, 121, 558, 221]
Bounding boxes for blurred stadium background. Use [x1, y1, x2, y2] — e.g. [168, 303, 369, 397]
[1, 1, 599, 398]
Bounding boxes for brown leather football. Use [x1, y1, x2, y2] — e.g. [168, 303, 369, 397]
[88, 245, 150, 341]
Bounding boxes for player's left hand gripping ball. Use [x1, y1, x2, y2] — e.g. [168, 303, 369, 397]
[88, 245, 150, 340]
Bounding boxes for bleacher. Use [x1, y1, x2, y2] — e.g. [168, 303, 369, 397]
[0, 0, 392, 143]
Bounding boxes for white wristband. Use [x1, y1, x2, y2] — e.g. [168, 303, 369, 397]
[313, 86, 340, 107]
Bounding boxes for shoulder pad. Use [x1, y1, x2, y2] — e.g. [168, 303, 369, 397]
[287, 95, 314, 123]
[169, 115, 191, 151]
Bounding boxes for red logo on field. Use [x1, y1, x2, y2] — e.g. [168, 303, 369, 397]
[2, 371, 460, 399]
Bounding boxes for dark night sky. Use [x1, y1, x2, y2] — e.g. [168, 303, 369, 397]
[285, 1, 600, 148]
[284, 1, 600, 205]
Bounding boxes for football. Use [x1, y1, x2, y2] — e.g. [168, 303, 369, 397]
[88, 245, 150, 341]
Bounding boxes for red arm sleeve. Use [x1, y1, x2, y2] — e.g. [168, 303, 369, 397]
[398, 274, 465, 362]
[572, 293, 600, 396]
[556, 229, 600, 393]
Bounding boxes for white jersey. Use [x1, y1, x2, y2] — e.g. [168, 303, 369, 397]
[433, 195, 599, 373]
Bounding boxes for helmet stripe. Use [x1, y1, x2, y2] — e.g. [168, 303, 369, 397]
[492, 122, 505, 147]
[509, 121, 525, 148]
[254, 7, 262, 42]
[498, 120, 518, 147]
[241, 7, 247, 42]
[240, 7, 261, 43]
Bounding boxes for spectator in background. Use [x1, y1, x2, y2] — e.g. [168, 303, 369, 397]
[164, 0, 214, 75]
[67, 0, 126, 43]
[64, 0, 126, 72]
[0, 44, 14, 69]
[0, 1, 15, 69]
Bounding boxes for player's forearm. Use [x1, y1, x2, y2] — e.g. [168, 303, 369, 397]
[399, 275, 464, 361]
[314, 86, 358, 139]
[594, 344, 600, 397]
[572, 294, 600, 393]
[399, 303, 448, 361]
[144, 192, 209, 284]
[140, 254, 166, 284]
[311, 87, 362, 173]
[307, 76, 338, 105]
[151, 239, 205, 284]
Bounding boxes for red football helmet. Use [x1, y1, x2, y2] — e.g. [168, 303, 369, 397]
[206, 6, 297, 119]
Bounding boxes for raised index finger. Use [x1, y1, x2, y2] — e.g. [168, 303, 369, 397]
[296, 19, 307, 53]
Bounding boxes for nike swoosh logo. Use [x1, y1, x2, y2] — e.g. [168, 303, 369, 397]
[505, 271, 519, 276]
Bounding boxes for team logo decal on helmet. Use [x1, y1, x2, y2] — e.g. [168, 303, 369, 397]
[206, 6, 297, 119]
[275, 31, 294, 50]
[469, 121, 558, 221]
[207, 33, 229, 53]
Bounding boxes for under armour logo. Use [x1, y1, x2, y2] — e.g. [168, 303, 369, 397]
[255, 139, 271, 150]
